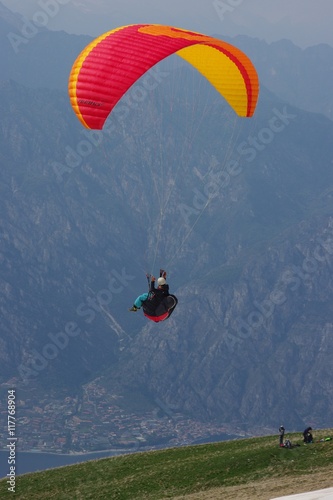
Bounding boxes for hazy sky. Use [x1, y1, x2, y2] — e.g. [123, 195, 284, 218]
[2, 0, 333, 48]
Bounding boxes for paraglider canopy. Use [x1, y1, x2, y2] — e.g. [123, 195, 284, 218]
[68, 24, 259, 130]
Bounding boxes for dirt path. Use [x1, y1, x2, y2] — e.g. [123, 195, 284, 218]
[172, 467, 333, 500]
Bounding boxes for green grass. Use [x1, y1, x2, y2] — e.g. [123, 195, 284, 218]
[1, 430, 332, 499]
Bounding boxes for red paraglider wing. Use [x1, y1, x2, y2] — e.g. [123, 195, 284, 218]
[68, 24, 259, 129]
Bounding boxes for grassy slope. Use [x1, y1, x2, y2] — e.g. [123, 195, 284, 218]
[1, 430, 332, 500]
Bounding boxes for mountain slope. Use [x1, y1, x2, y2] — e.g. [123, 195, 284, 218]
[1, 65, 333, 439]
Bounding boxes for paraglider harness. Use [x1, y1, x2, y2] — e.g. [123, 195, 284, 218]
[280, 439, 300, 449]
[143, 273, 177, 322]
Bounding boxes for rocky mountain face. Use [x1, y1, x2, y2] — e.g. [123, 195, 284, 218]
[104, 78, 333, 430]
[229, 35, 333, 121]
[1, 6, 333, 434]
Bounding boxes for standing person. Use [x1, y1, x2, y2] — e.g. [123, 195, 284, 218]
[129, 270, 177, 322]
[279, 425, 285, 446]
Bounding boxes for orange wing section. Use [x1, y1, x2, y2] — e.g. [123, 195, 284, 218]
[68, 24, 259, 130]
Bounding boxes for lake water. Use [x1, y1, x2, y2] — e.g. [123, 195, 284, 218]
[0, 449, 127, 478]
[1, 434, 238, 479]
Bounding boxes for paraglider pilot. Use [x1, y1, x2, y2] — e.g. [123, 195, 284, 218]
[279, 425, 285, 446]
[129, 270, 177, 322]
[303, 426, 313, 443]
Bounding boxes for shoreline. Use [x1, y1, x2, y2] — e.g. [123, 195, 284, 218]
[0, 433, 245, 458]
[0, 447, 133, 457]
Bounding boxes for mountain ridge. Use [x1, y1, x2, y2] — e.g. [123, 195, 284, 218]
[1, 3, 333, 119]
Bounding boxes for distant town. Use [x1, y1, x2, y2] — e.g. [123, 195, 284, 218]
[0, 378, 273, 455]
